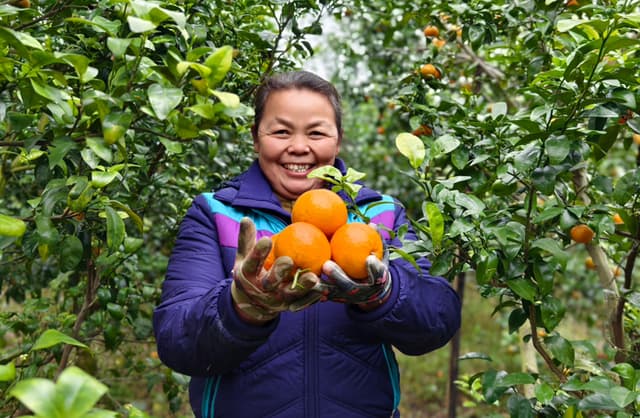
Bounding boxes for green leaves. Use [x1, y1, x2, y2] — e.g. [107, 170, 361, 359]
[423, 202, 444, 249]
[613, 169, 640, 206]
[205, 46, 234, 87]
[105, 206, 125, 253]
[0, 0, 346, 416]
[101, 112, 132, 145]
[31, 329, 88, 351]
[395, 133, 425, 169]
[9, 366, 114, 418]
[0, 362, 16, 382]
[0, 213, 26, 237]
[147, 84, 183, 121]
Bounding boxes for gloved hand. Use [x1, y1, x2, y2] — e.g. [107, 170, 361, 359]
[231, 217, 322, 324]
[315, 253, 392, 310]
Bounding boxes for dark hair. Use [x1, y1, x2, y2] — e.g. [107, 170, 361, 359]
[253, 70, 343, 140]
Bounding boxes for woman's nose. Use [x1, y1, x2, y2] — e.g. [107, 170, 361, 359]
[287, 133, 311, 153]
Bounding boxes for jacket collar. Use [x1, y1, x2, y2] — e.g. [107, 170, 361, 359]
[214, 158, 382, 215]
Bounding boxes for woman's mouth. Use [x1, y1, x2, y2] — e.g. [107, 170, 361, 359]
[282, 163, 313, 173]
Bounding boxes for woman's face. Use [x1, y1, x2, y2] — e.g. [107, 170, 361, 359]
[253, 88, 341, 200]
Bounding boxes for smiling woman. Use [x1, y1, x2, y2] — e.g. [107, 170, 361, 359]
[153, 70, 462, 418]
[252, 87, 341, 200]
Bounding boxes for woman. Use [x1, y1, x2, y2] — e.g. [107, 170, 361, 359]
[153, 70, 461, 417]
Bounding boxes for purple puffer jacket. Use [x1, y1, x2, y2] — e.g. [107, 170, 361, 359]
[153, 159, 461, 418]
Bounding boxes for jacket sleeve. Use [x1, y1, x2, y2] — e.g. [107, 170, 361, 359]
[152, 195, 277, 377]
[348, 201, 462, 355]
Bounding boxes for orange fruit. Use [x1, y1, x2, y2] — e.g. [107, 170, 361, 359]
[566, 0, 579, 6]
[432, 38, 447, 49]
[12, 0, 30, 7]
[420, 63, 441, 79]
[412, 125, 433, 137]
[423, 25, 440, 37]
[291, 189, 348, 238]
[263, 233, 278, 270]
[273, 222, 331, 276]
[330, 223, 384, 280]
[612, 213, 624, 225]
[377, 126, 386, 135]
[570, 224, 595, 244]
[633, 133, 640, 145]
[585, 257, 596, 270]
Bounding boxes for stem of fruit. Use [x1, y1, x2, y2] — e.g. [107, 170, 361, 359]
[290, 268, 309, 290]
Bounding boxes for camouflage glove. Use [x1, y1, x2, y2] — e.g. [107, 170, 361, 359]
[315, 253, 392, 310]
[231, 217, 322, 324]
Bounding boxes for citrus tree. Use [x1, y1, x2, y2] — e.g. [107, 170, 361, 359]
[0, 0, 337, 415]
[2, 0, 639, 417]
[324, 0, 640, 416]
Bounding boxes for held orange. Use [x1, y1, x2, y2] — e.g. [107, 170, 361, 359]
[570, 224, 595, 244]
[292, 189, 348, 238]
[274, 222, 331, 276]
[263, 233, 278, 271]
[330, 223, 383, 280]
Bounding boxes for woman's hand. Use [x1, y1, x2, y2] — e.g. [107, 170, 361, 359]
[231, 217, 322, 324]
[315, 254, 392, 311]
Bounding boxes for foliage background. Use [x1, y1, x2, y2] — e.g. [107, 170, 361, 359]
[1, 0, 639, 417]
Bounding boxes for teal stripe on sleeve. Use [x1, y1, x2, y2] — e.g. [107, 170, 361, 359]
[203, 193, 245, 223]
[202, 193, 287, 234]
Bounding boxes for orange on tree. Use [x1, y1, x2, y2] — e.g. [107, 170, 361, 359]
[423, 25, 440, 37]
[291, 189, 348, 238]
[585, 257, 596, 270]
[273, 222, 331, 276]
[432, 38, 447, 49]
[420, 63, 441, 79]
[566, 0, 579, 6]
[633, 133, 640, 145]
[612, 213, 624, 225]
[412, 125, 433, 137]
[570, 224, 595, 244]
[10, 0, 30, 7]
[330, 223, 383, 280]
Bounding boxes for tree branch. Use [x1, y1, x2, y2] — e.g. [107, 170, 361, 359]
[572, 167, 623, 352]
[527, 303, 567, 382]
[56, 257, 100, 376]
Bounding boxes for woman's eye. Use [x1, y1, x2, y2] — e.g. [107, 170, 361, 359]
[309, 131, 327, 139]
[272, 130, 289, 137]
